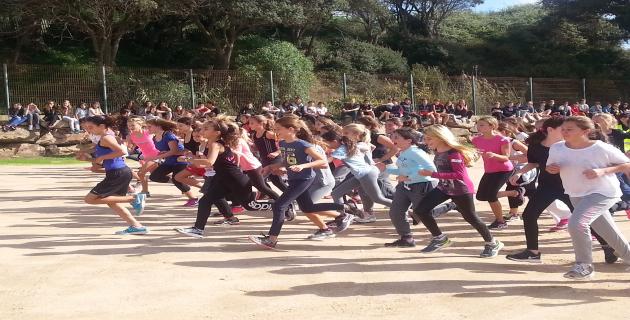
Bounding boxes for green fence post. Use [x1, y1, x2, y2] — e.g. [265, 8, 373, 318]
[269, 71, 275, 106]
[189, 69, 195, 108]
[409, 73, 415, 113]
[2, 64, 9, 115]
[101, 65, 109, 114]
[342, 73, 347, 100]
[582, 78, 586, 100]
[529, 77, 534, 102]
[471, 75, 477, 115]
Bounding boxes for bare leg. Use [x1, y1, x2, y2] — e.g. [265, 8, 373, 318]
[108, 203, 142, 227]
[175, 170, 203, 189]
[84, 193, 133, 205]
[489, 201, 505, 223]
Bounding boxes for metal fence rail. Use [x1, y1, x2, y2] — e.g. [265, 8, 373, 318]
[2, 63, 629, 116]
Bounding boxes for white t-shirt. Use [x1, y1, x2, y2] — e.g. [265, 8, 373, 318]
[547, 140, 628, 198]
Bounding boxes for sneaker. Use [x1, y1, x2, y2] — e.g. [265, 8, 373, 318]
[335, 214, 355, 233]
[115, 226, 148, 235]
[143, 192, 151, 198]
[307, 229, 336, 241]
[351, 194, 362, 204]
[285, 203, 296, 222]
[549, 219, 568, 232]
[602, 245, 619, 264]
[210, 211, 223, 217]
[248, 234, 277, 249]
[384, 237, 416, 248]
[420, 235, 452, 253]
[183, 198, 199, 207]
[175, 227, 204, 238]
[213, 217, 240, 225]
[488, 220, 508, 230]
[355, 211, 376, 224]
[343, 202, 361, 216]
[563, 263, 595, 280]
[325, 220, 337, 229]
[231, 206, 246, 214]
[506, 249, 542, 263]
[28, 125, 33, 131]
[480, 239, 504, 258]
[131, 193, 146, 216]
[134, 181, 143, 191]
[512, 186, 526, 203]
[626, 209, 630, 220]
[504, 214, 521, 222]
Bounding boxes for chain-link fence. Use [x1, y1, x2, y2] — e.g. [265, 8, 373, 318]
[2, 64, 630, 117]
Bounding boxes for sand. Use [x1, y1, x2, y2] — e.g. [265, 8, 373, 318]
[1, 163, 629, 320]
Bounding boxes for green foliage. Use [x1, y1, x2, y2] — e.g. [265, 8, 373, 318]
[315, 39, 408, 74]
[236, 40, 315, 101]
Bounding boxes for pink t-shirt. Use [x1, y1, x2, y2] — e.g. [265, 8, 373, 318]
[472, 134, 513, 173]
[235, 139, 262, 171]
[130, 130, 159, 158]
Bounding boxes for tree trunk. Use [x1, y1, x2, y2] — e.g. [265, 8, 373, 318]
[215, 42, 235, 69]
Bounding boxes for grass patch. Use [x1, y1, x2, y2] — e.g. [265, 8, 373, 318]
[0, 156, 83, 166]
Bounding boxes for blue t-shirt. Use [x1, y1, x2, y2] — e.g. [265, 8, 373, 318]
[154, 131, 185, 165]
[280, 139, 315, 181]
[332, 143, 373, 178]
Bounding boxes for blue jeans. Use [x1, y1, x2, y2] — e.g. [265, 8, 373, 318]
[8, 115, 28, 127]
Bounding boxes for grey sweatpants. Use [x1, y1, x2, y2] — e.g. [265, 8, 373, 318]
[389, 181, 435, 237]
[360, 170, 396, 212]
[332, 167, 392, 208]
[569, 193, 630, 265]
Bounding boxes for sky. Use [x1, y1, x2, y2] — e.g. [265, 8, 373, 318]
[473, 0, 539, 12]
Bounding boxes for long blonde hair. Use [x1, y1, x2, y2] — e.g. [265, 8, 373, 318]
[424, 124, 477, 166]
[342, 123, 370, 156]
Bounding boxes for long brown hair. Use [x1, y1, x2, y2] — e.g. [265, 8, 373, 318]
[275, 115, 315, 144]
[251, 114, 274, 132]
[205, 115, 241, 148]
[146, 118, 177, 132]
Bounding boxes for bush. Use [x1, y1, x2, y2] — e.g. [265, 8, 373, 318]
[316, 39, 408, 74]
[235, 40, 315, 102]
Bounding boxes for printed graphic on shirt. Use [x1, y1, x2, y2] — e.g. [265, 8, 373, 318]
[281, 146, 298, 166]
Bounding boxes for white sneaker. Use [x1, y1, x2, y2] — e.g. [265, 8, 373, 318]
[355, 211, 376, 224]
[563, 263, 595, 280]
[174, 227, 204, 238]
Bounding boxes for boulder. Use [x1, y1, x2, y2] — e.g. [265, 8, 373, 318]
[450, 127, 473, 137]
[58, 145, 80, 156]
[0, 127, 40, 143]
[0, 143, 46, 157]
[36, 131, 88, 146]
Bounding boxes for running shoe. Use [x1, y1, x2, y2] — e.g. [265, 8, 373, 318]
[480, 239, 504, 258]
[488, 220, 508, 230]
[307, 229, 336, 241]
[563, 263, 595, 280]
[351, 194, 362, 204]
[231, 206, 246, 214]
[248, 234, 277, 249]
[355, 211, 376, 224]
[285, 203, 296, 222]
[133, 181, 142, 191]
[183, 198, 199, 207]
[210, 211, 222, 217]
[335, 214, 355, 233]
[506, 249, 542, 263]
[602, 245, 619, 264]
[115, 226, 148, 235]
[504, 214, 521, 222]
[213, 217, 240, 225]
[549, 218, 568, 232]
[131, 193, 146, 216]
[175, 227, 204, 238]
[325, 220, 338, 229]
[384, 237, 416, 248]
[420, 235, 452, 253]
[626, 209, 630, 220]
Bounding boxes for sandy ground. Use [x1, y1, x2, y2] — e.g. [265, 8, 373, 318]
[1, 162, 629, 320]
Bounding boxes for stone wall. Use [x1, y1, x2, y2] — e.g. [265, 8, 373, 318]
[0, 128, 88, 158]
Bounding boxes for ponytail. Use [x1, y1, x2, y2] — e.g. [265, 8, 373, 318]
[525, 116, 564, 145]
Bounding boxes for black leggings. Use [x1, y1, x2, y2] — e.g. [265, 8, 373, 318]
[194, 174, 272, 229]
[267, 174, 287, 192]
[505, 176, 536, 209]
[413, 188, 493, 242]
[246, 167, 279, 200]
[522, 187, 607, 250]
[476, 171, 511, 202]
[149, 163, 191, 193]
[269, 177, 343, 237]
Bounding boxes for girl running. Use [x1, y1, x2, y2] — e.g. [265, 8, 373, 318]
[248, 116, 355, 249]
[330, 124, 393, 218]
[174, 127, 208, 191]
[415, 125, 504, 257]
[249, 115, 287, 191]
[472, 116, 514, 229]
[546, 116, 630, 280]
[175, 117, 275, 237]
[126, 117, 160, 195]
[82, 116, 147, 235]
[145, 118, 197, 205]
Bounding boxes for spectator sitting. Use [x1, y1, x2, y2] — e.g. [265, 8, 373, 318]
[391, 97, 412, 118]
[75, 102, 89, 120]
[315, 102, 328, 117]
[60, 100, 81, 133]
[342, 100, 360, 122]
[239, 101, 255, 115]
[359, 100, 374, 118]
[454, 99, 473, 120]
[2, 103, 27, 131]
[431, 99, 449, 125]
[502, 101, 517, 118]
[552, 101, 571, 117]
[88, 101, 104, 116]
[602, 103, 612, 114]
[156, 101, 172, 120]
[25, 103, 41, 131]
[262, 100, 282, 117]
[491, 102, 504, 120]
[578, 99, 589, 115]
[173, 105, 185, 120]
[205, 101, 221, 117]
[374, 97, 394, 119]
[304, 101, 317, 116]
[589, 101, 603, 114]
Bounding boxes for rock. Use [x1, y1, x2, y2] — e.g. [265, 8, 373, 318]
[58, 145, 80, 156]
[44, 145, 59, 156]
[0, 127, 40, 143]
[0, 143, 46, 157]
[36, 131, 88, 146]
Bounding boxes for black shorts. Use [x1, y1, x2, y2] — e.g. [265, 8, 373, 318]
[90, 167, 132, 198]
[476, 171, 512, 202]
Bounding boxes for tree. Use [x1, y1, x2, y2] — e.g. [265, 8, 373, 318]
[0, 0, 50, 64]
[179, 0, 298, 69]
[48, 0, 161, 66]
[387, 0, 483, 38]
[542, 0, 630, 37]
[345, 0, 392, 44]
[286, 0, 342, 56]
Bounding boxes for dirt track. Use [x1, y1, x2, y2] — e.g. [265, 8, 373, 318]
[1, 164, 629, 320]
